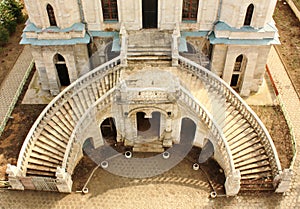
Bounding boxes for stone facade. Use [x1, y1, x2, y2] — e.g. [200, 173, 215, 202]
[21, 0, 279, 96]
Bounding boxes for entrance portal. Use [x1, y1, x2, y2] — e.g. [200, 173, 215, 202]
[142, 0, 158, 28]
[137, 112, 161, 139]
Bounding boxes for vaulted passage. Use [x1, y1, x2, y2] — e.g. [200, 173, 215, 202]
[100, 117, 117, 142]
[137, 112, 161, 139]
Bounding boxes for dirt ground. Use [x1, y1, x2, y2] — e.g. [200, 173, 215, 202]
[0, 68, 46, 180]
[250, 106, 293, 169]
[274, 1, 300, 94]
[0, 24, 24, 87]
[0, 2, 296, 188]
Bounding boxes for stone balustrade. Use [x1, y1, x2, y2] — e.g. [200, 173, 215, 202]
[178, 55, 282, 180]
[16, 56, 122, 176]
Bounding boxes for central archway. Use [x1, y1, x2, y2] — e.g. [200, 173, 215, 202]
[137, 111, 161, 139]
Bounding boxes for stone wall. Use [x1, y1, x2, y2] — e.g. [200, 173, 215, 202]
[31, 44, 89, 95]
[211, 44, 272, 96]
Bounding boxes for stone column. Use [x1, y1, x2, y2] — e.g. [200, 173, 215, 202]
[163, 118, 173, 147]
[6, 164, 24, 190]
[225, 170, 241, 196]
[56, 167, 73, 193]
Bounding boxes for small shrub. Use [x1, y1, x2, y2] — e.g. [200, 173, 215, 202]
[0, 26, 9, 46]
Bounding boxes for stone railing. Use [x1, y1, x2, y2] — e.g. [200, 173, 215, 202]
[120, 23, 128, 66]
[171, 23, 180, 66]
[177, 55, 282, 178]
[62, 87, 116, 173]
[178, 87, 236, 176]
[16, 56, 122, 175]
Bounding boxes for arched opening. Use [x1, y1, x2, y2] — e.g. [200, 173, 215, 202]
[198, 139, 214, 163]
[105, 42, 120, 61]
[230, 54, 247, 89]
[47, 4, 57, 26]
[137, 112, 161, 139]
[180, 117, 196, 145]
[244, 4, 254, 26]
[100, 117, 117, 143]
[54, 54, 70, 86]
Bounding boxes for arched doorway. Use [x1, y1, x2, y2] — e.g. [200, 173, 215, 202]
[137, 112, 161, 139]
[54, 54, 70, 86]
[100, 117, 117, 143]
[142, 0, 158, 28]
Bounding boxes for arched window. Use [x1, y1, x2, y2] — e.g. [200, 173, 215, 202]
[101, 0, 118, 21]
[231, 54, 247, 88]
[47, 4, 57, 26]
[182, 0, 199, 21]
[244, 4, 254, 26]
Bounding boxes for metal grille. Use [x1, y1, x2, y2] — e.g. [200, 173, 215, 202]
[32, 177, 58, 192]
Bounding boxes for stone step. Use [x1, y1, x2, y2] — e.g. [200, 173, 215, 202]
[34, 141, 65, 158]
[127, 56, 171, 60]
[231, 138, 261, 155]
[27, 163, 57, 173]
[30, 152, 62, 164]
[226, 127, 254, 143]
[133, 146, 165, 153]
[223, 119, 248, 136]
[237, 160, 270, 171]
[233, 148, 266, 164]
[240, 182, 274, 191]
[127, 46, 171, 52]
[229, 133, 258, 150]
[240, 171, 273, 180]
[39, 132, 67, 151]
[240, 165, 272, 176]
[26, 169, 56, 177]
[127, 51, 171, 57]
[28, 158, 59, 168]
[232, 141, 263, 158]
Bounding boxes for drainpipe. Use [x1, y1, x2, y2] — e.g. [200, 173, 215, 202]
[207, 0, 223, 37]
[77, 0, 94, 68]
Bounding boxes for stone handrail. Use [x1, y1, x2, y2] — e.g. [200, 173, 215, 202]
[120, 23, 128, 66]
[171, 23, 180, 66]
[178, 86, 236, 177]
[178, 55, 282, 177]
[62, 87, 116, 171]
[16, 56, 121, 175]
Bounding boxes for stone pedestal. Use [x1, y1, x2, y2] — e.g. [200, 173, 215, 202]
[56, 167, 72, 193]
[275, 169, 293, 193]
[225, 170, 241, 196]
[6, 164, 24, 190]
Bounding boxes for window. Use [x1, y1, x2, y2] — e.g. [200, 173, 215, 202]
[231, 55, 246, 88]
[244, 4, 254, 26]
[182, 0, 199, 21]
[47, 4, 57, 26]
[101, 0, 118, 21]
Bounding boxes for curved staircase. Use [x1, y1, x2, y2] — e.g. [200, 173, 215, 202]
[8, 30, 283, 194]
[176, 56, 281, 191]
